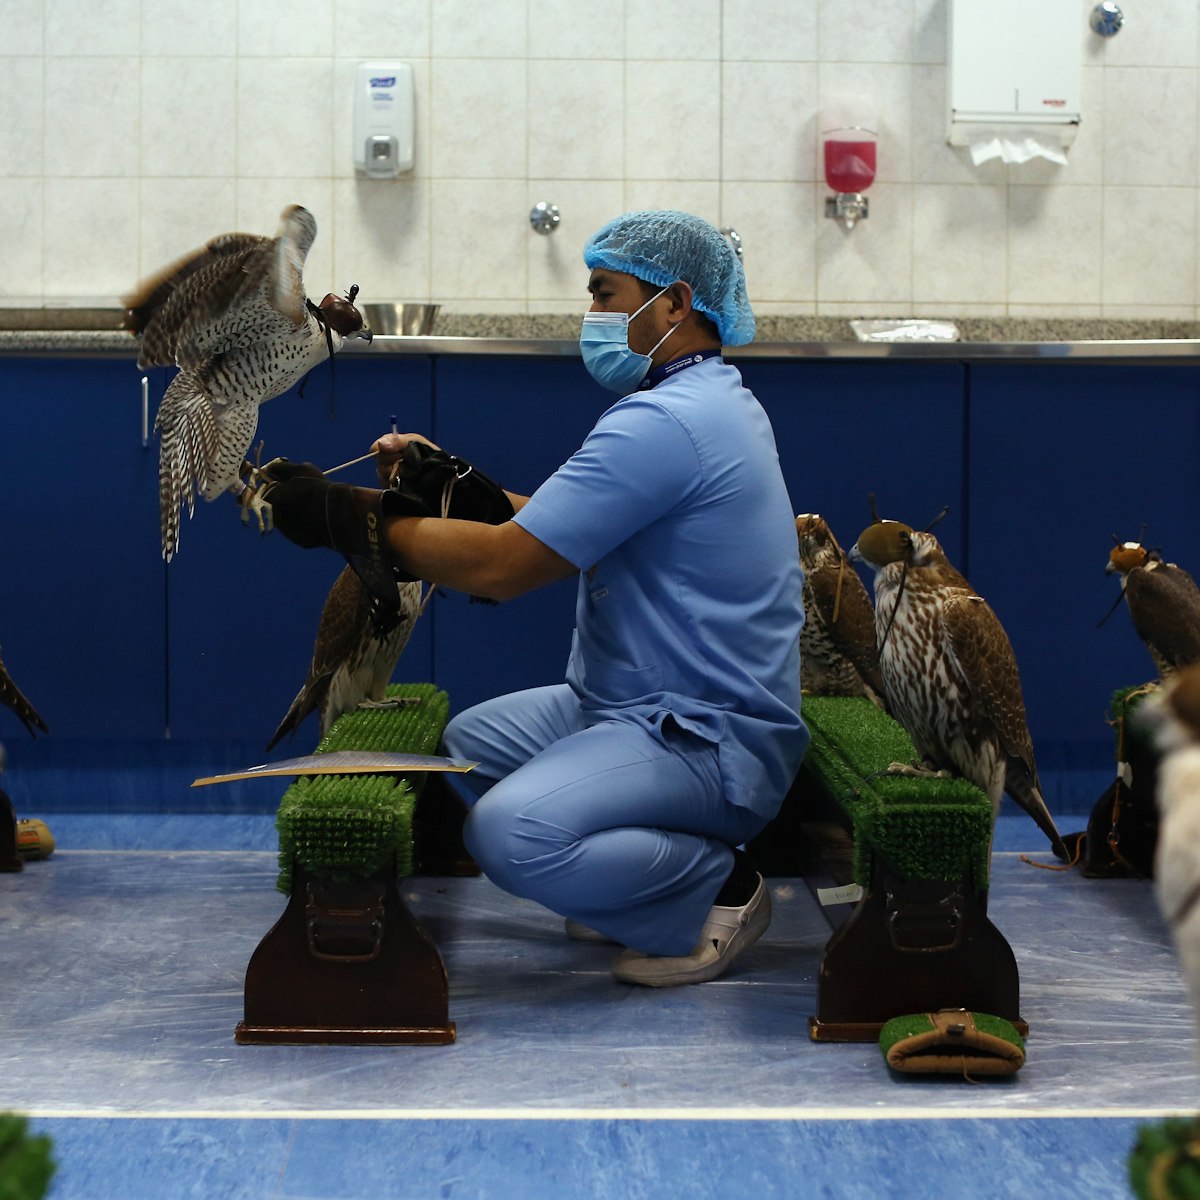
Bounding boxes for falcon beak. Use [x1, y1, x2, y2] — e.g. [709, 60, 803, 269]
[847, 542, 863, 563]
[357, 325, 374, 344]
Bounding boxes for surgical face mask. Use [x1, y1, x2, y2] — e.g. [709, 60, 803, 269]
[579, 287, 679, 393]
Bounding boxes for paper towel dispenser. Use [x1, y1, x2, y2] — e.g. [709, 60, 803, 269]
[947, 0, 1082, 149]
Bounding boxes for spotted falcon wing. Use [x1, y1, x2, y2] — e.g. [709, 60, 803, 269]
[806, 560, 885, 698]
[1125, 565, 1200, 673]
[941, 590, 1037, 775]
[122, 205, 316, 373]
[123, 233, 273, 367]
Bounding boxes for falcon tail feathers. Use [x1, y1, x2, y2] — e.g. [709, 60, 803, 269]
[1005, 763, 1067, 858]
[265, 678, 328, 753]
[155, 374, 222, 560]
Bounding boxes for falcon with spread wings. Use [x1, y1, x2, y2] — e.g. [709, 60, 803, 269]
[122, 204, 372, 560]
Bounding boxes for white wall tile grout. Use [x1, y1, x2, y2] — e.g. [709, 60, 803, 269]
[2, 0, 1197, 319]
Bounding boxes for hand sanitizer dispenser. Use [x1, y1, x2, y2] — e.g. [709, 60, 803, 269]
[353, 63, 414, 178]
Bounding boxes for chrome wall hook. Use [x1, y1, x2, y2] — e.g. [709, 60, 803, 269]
[1090, 2, 1124, 36]
[530, 202, 561, 235]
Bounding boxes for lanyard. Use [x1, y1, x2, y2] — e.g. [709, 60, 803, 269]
[639, 349, 722, 390]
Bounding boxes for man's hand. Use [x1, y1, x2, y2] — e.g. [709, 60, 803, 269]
[372, 432, 441, 487]
[384, 442, 515, 526]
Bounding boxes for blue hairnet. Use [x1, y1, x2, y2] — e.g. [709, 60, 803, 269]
[583, 210, 756, 346]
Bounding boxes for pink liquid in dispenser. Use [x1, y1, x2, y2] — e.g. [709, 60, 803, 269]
[824, 140, 876, 193]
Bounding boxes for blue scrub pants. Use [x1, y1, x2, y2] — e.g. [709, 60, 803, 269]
[442, 684, 767, 956]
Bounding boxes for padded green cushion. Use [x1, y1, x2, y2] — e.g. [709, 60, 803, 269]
[275, 683, 449, 893]
[315, 682, 449, 756]
[878, 1010, 1024, 1056]
[799, 696, 992, 887]
[878, 1010, 1025, 1076]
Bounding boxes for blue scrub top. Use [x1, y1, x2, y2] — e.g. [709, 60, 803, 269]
[515, 356, 808, 817]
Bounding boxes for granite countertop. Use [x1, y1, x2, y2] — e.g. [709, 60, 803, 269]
[2, 309, 1199, 360]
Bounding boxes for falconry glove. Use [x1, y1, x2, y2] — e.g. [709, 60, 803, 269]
[387, 442, 514, 526]
[257, 446, 513, 609]
[254, 460, 406, 615]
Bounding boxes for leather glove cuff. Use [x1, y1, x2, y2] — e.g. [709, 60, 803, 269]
[390, 443, 514, 526]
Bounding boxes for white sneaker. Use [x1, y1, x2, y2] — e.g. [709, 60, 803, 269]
[564, 919, 619, 944]
[610, 876, 771, 987]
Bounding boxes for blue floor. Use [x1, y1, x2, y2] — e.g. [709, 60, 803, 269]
[1, 802, 1193, 1199]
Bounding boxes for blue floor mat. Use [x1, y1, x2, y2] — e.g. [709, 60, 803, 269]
[1, 811, 1189, 1199]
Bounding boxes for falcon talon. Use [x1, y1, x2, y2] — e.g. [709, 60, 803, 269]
[237, 485, 274, 534]
[884, 761, 949, 779]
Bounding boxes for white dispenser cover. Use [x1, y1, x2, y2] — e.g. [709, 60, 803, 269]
[353, 62, 415, 177]
[948, 0, 1081, 147]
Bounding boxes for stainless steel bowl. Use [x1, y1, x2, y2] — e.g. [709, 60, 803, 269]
[361, 303, 440, 336]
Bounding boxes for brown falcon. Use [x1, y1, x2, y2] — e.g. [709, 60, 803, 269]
[795, 514, 887, 708]
[1106, 540, 1200, 681]
[849, 511, 1067, 857]
[122, 204, 373, 561]
[0, 647, 47, 739]
[267, 567, 425, 751]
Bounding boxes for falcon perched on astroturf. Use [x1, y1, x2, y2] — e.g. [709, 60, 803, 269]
[122, 204, 373, 561]
[795, 514, 887, 709]
[267, 567, 425, 751]
[0, 647, 47, 739]
[1106, 540, 1200, 681]
[1138, 663, 1200, 1050]
[849, 506, 1066, 858]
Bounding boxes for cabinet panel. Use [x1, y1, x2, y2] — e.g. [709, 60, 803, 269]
[740, 359, 968, 571]
[165, 355, 434, 743]
[967, 363, 1200, 749]
[0, 357, 165, 739]
[431, 357, 605, 716]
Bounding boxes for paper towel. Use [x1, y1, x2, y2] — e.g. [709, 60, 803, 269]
[968, 130, 1068, 167]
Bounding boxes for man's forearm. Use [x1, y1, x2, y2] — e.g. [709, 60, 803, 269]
[383, 510, 574, 602]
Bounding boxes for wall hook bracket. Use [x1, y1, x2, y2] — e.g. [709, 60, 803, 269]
[530, 202, 561, 235]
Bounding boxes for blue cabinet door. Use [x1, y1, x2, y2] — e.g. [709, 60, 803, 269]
[967, 363, 1200, 755]
[0, 357, 165, 739]
[738, 358, 968, 573]
[431, 356, 603, 716]
[164, 355, 434, 744]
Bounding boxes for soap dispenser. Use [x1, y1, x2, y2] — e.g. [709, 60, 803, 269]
[822, 97, 877, 228]
[353, 63, 415, 179]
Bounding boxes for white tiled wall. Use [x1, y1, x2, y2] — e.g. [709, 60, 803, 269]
[3, 0, 1199, 319]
